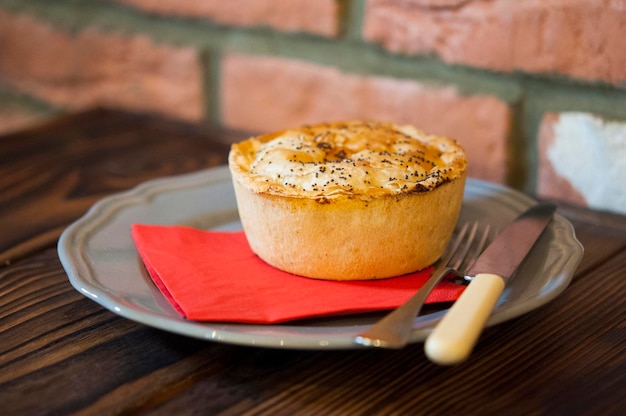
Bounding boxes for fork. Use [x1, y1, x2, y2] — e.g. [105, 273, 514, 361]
[354, 221, 491, 348]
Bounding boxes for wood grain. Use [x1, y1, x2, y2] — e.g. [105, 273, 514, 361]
[1, 109, 624, 415]
[0, 108, 238, 265]
[1, 246, 624, 414]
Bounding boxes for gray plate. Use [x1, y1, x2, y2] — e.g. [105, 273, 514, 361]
[58, 166, 583, 349]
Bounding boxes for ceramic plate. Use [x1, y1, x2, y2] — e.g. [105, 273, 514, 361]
[58, 166, 583, 349]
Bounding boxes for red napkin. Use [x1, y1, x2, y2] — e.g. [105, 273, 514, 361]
[131, 224, 465, 324]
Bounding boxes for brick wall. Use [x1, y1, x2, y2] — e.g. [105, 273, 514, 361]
[1, 0, 625, 214]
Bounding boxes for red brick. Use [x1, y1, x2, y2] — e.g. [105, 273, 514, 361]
[0, 11, 203, 122]
[113, 0, 339, 37]
[537, 112, 626, 214]
[364, 0, 626, 85]
[221, 53, 512, 182]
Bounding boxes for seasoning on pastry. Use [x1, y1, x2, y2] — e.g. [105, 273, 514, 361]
[228, 121, 468, 280]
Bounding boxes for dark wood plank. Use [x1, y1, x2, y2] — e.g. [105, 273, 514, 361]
[0, 232, 624, 415]
[0, 108, 242, 265]
[563, 208, 626, 276]
[1, 109, 625, 415]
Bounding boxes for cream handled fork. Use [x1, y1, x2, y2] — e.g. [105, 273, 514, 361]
[355, 221, 491, 348]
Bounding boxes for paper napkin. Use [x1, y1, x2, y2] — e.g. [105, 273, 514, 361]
[131, 224, 465, 324]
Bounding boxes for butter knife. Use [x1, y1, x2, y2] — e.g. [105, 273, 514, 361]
[425, 203, 557, 365]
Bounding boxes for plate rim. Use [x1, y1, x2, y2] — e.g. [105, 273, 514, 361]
[58, 166, 584, 350]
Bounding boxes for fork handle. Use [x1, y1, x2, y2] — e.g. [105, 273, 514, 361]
[424, 273, 505, 365]
[355, 267, 450, 348]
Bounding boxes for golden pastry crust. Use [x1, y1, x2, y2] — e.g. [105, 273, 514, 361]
[228, 121, 468, 280]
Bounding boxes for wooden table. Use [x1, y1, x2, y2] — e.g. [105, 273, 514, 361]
[1, 109, 624, 415]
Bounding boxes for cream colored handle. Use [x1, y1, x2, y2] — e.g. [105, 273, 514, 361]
[424, 273, 505, 365]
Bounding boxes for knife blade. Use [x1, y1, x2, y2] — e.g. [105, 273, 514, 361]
[424, 203, 557, 365]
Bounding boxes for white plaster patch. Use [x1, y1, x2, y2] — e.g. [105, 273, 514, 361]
[547, 112, 626, 215]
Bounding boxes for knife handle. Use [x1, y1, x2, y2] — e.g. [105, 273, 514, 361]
[424, 273, 505, 365]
